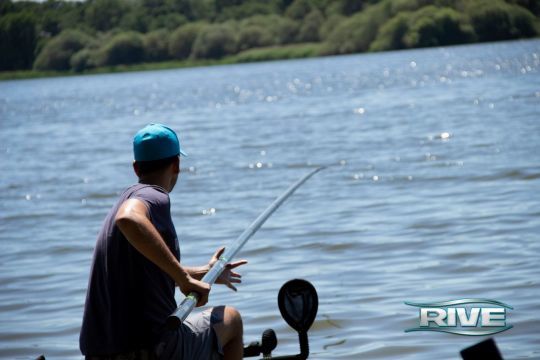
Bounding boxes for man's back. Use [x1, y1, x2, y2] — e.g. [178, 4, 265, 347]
[80, 184, 179, 356]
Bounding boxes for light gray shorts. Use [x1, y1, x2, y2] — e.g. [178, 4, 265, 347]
[155, 307, 224, 360]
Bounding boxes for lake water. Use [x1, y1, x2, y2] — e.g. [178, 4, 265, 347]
[1, 39, 539, 359]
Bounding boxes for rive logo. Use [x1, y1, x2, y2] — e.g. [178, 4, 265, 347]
[404, 299, 513, 336]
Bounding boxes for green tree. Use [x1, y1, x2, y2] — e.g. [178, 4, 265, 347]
[98, 31, 145, 66]
[370, 12, 409, 51]
[148, 13, 187, 31]
[0, 0, 15, 16]
[467, 0, 538, 41]
[298, 9, 324, 42]
[0, 12, 37, 70]
[168, 22, 206, 59]
[70, 48, 98, 72]
[272, 16, 301, 44]
[143, 29, 170, 61]
[507, 0, 540, 16]
[240, 14, 300, 44]
[191, 23, 238, 59]
[237, 25, 275, 51]
[403, 6, 474, 48]
[39, 10, 61, 36]
[84, 0, 129, 32]
[325, 0, 365, 16]
[190, 0, 217, 21]
[388, 0, 421, 15]
[323, 2, 389, 54]
[33, 30, 93, 71]
[285, 0, 312, 20]
[55, 1, 86, 32]
[164, 0, 197, 21]
[216, 1, 277, 21]
[119, 7, 151, 33]
[319, 13, 344, 41]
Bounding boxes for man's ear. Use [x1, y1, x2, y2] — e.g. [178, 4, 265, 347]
[133, 161, 141, 177]
[172, 156, 180, 174]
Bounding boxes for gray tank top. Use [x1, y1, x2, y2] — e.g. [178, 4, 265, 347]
[80, 183, 180, 355]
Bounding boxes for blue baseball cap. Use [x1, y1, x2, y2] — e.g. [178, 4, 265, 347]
[133, 123, 187, 161]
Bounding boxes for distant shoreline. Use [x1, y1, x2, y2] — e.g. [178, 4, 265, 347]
[3, 0, 539, 81]
[0, 43, 323, 81]
[1, 39, 537, 82]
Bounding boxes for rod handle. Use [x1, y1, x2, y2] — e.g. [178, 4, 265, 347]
[166, 292, 198, 329]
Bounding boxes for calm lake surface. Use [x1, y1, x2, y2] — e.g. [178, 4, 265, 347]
[1, 40, 539, 359]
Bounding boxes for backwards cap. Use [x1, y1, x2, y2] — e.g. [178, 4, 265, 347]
[133, 123, 187, 161]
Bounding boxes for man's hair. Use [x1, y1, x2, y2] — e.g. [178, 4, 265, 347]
[135, 155, 178, 176]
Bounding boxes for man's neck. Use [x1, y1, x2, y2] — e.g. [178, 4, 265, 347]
[138, 175, 171, 193]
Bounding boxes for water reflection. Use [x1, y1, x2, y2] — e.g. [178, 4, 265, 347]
[0, 40, 539, 360]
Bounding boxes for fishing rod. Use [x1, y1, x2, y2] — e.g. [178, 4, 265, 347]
[166, 166, 325, 329]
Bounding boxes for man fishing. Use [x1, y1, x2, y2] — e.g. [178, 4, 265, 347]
[80, 123, 247, 360]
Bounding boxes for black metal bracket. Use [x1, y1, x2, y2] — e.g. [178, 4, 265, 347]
[243, 279, 318, 359]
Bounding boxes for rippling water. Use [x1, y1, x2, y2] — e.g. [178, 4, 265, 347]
[1, 40, 539, 359]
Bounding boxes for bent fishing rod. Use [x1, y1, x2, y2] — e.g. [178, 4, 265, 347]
[166, 166, 325, 329]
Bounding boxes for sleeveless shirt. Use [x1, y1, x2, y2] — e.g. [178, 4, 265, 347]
[80, 184, 180, 355]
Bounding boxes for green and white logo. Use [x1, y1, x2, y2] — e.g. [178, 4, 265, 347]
[405, 299, 513, 336]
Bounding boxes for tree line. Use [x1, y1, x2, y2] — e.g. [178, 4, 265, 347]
[1, 0, 539, 73]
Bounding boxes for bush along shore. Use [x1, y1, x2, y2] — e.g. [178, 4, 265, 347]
[1, 0, 539, 80]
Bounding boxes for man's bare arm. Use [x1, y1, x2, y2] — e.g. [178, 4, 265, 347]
[185, 265, 210, 280]
[115, 198, 209, 306]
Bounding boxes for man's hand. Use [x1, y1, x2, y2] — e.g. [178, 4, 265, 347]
[208, 247, 248, 292]
[177, 275, 211, 307]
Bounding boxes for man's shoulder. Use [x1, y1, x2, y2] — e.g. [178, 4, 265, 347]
[127, 184, 170, 206]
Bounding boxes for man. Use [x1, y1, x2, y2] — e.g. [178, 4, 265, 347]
[80, 124, 247, 360]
